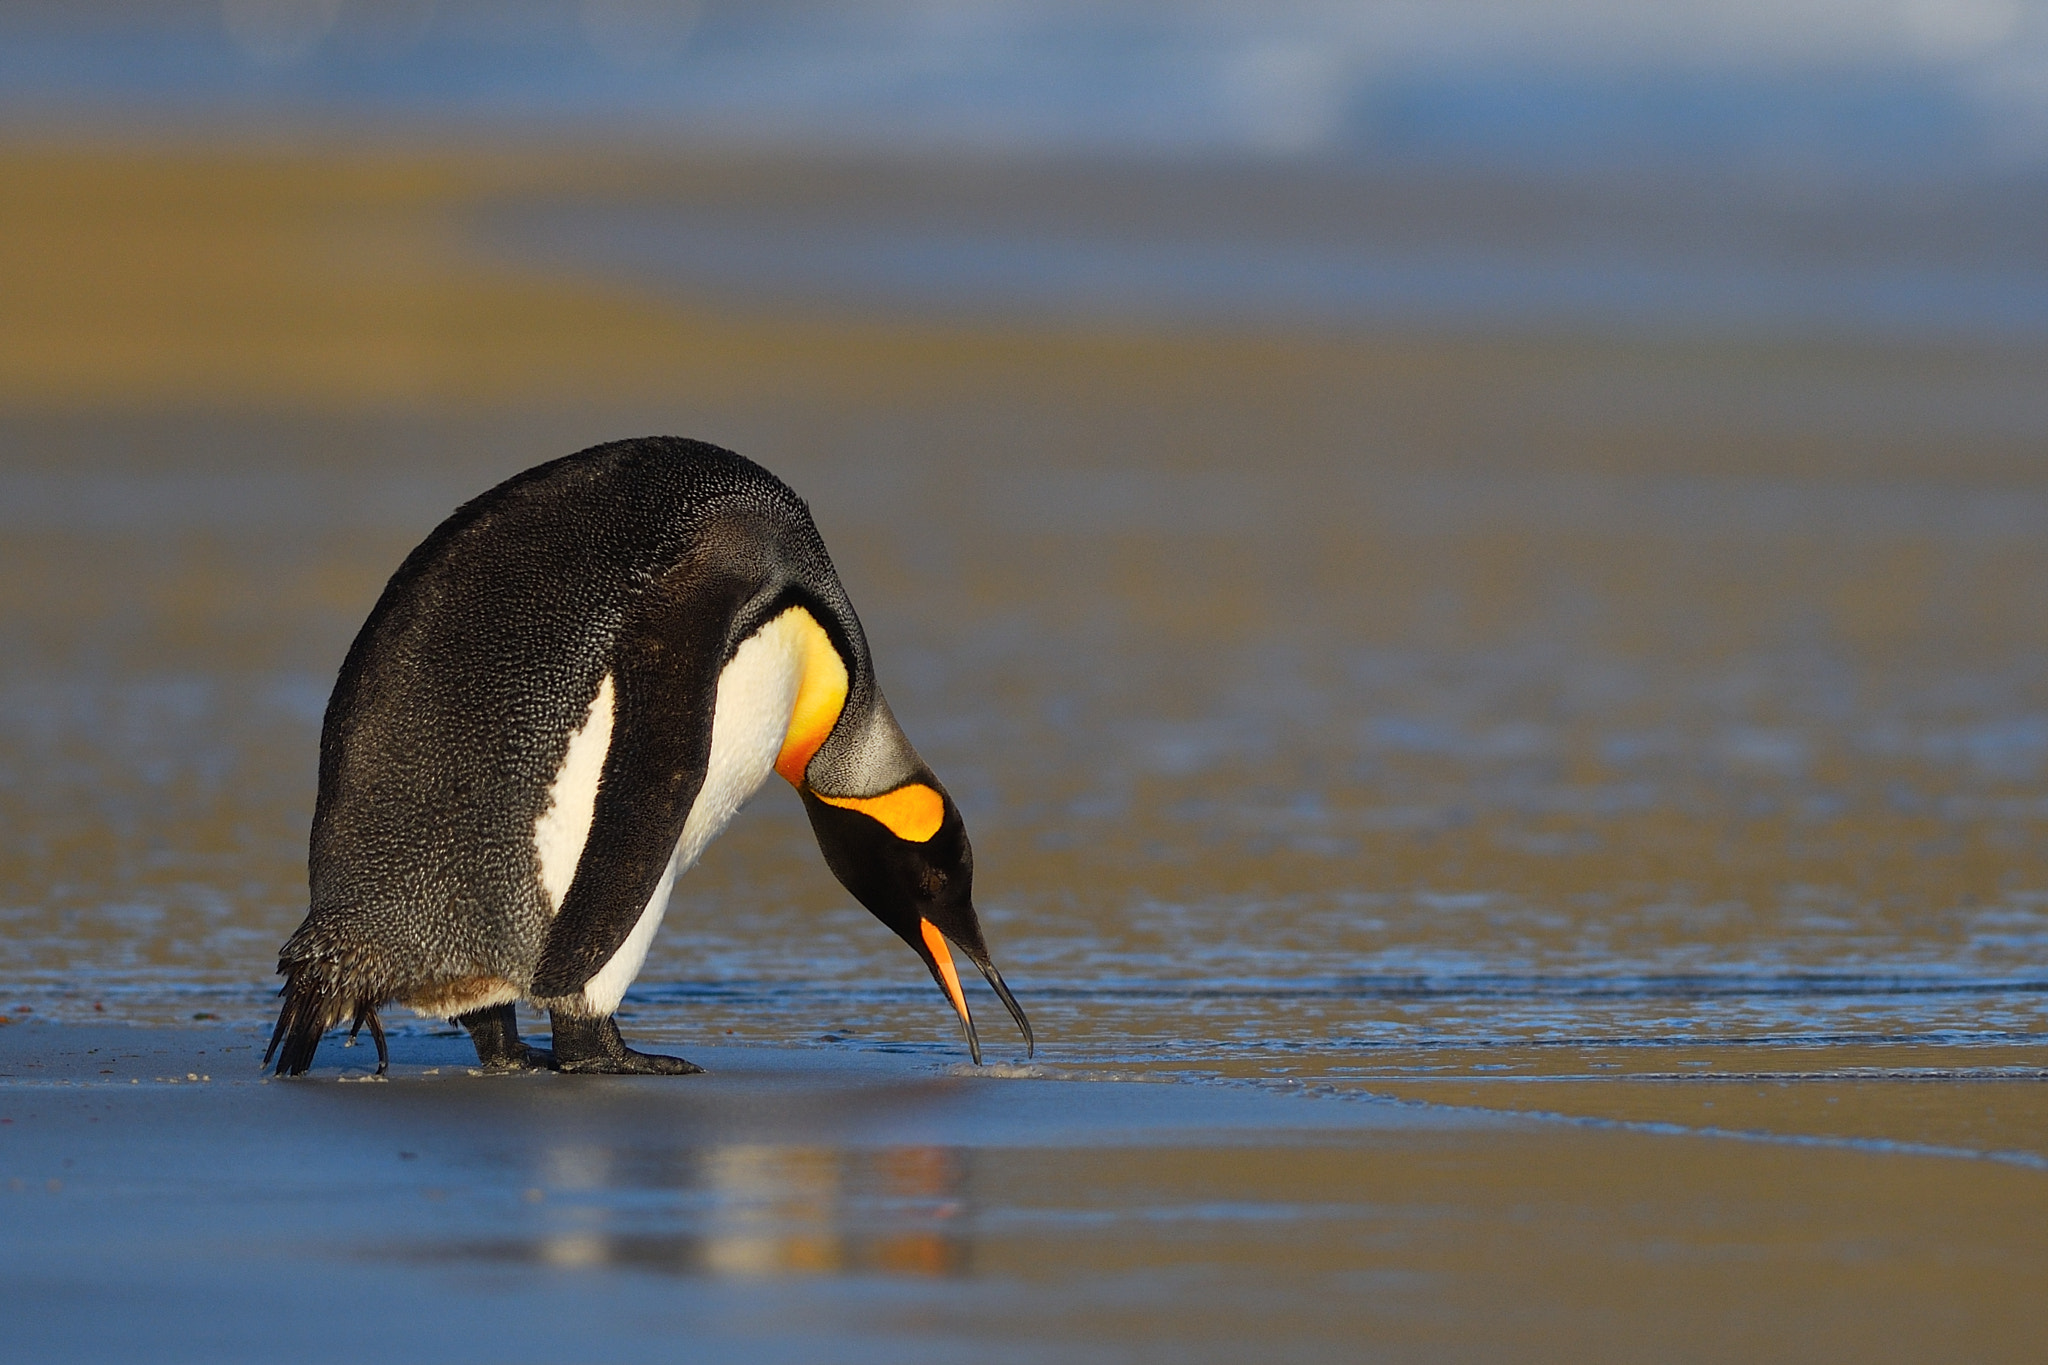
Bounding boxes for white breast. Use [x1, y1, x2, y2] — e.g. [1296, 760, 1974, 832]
[573, 610, 811, 1016]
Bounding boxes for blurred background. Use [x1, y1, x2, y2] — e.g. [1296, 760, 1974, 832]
[2, 1, 2047, 1143]
[11, 1, 2048, 335]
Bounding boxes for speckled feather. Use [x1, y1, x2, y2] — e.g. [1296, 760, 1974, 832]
[267, 438, 878, 1074]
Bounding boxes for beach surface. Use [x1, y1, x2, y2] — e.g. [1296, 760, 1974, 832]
[3, 141, 2047, 1359]
[5, 1021, 2047, 1364]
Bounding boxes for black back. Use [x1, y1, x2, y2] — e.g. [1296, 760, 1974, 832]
[284, 438, 869, 1001]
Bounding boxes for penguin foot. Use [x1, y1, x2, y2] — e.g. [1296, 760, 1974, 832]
[499, 1044, 557, 1071]
[456, 1003, 555, 1072]
[349, 1003, 389, 1076]
[549, 1013, 703, 1075]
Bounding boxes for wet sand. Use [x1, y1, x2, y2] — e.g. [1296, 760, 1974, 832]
[6, 1022, 2047, 1364]
[3, 141, 2048, 1357]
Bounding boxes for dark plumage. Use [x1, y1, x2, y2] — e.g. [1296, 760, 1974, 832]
[266, 437, 1029, 1076]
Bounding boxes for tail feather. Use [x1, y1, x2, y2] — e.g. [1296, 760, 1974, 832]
[266, 966, 387, 1077]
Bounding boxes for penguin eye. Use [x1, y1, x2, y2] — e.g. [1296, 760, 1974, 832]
[918, 864, 949, 898]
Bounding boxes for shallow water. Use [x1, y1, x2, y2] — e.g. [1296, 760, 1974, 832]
[5, 358, 2048, 1119]
[2, 147, 2047, 1129]
[4, 141, 2048, 1359]
[7, 1025, 2047, 1364]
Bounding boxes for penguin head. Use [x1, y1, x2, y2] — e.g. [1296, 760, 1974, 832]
[796, 779, 1030, 1065]
[771, 607, 1031, 1063]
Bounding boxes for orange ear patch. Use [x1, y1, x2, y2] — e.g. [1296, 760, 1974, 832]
[815, 783, 946, 842]
[774, 609, 849, 785]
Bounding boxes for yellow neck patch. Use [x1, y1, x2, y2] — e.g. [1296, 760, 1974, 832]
[768, 606, 945, 843]
[773, 607, 849, 786]
[813, 783, 946, 843]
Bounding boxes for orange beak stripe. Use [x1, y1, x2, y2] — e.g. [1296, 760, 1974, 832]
[920, 918, 971, 1031]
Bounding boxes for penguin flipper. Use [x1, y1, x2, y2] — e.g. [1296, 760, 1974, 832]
[530, 572, 741, 1002]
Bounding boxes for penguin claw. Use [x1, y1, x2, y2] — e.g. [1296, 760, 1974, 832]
[555, 1050, 704, 1076]
[482, 1043, 555, 1073]
[549, 1013, 704, 1076]
[349, 1003, 389, 1076]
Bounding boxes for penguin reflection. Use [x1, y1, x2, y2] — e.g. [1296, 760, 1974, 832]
[517, 1143, 969, 1278]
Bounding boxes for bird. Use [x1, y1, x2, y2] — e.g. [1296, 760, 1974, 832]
[265, 437, 1031, 1076]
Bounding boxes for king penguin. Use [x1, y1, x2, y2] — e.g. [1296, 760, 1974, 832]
[265, 437, 1031, 1076]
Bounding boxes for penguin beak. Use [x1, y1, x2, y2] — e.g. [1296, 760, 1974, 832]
[917, 918, 1034, 1066]
[973, 955, 1034, 1060]
[918, 918, 979, 1063]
